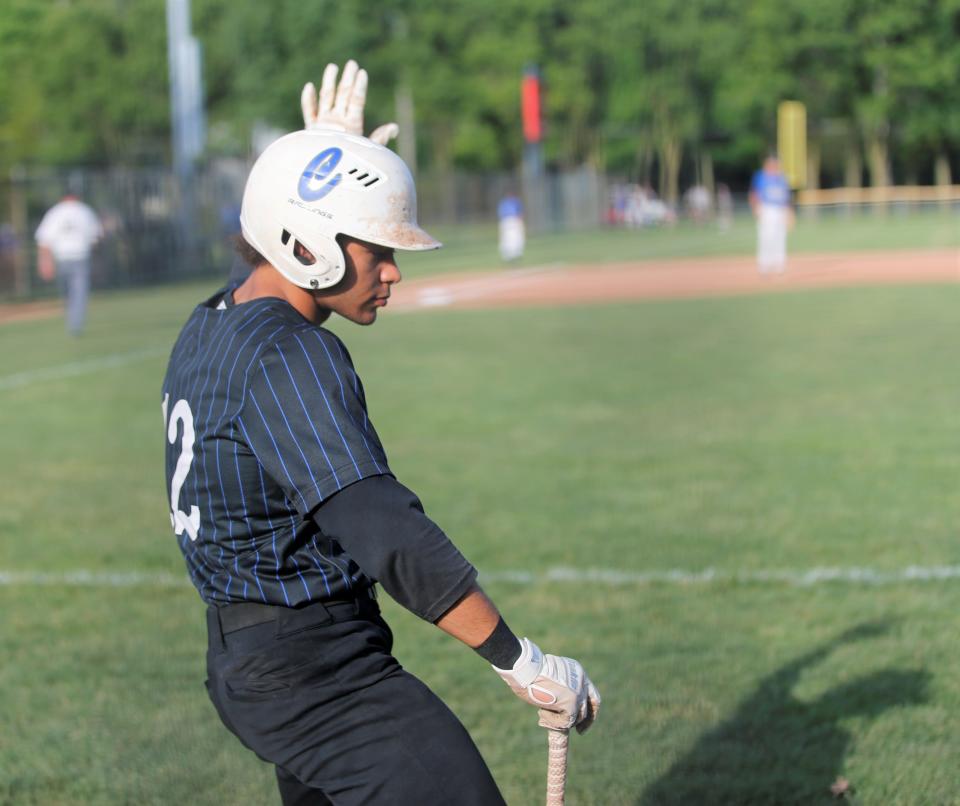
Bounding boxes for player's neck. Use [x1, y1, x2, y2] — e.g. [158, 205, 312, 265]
[233, 264, 331, 325]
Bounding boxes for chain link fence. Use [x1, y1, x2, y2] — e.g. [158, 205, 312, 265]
[0, 161, 612, 301]
[1, 160, 249, 300]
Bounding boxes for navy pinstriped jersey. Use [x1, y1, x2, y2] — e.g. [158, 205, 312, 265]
[161, 286, 392, 605]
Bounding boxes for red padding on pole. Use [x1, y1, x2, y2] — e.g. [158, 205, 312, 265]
[522, 74, 542, 144]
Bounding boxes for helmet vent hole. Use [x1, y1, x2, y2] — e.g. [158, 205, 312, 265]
[293, 240, 317, 267]
[281, 229, 292, 245]
[345, 165, 382, 187]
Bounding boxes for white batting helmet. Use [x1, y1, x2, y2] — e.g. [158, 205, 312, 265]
[240, 130, 440, 289]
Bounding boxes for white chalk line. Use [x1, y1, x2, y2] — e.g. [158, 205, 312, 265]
[0, 347, 166, 391]
[393, 263, 568, 312]
[3, 565, 960, 590]
[0, 570, 192, 588]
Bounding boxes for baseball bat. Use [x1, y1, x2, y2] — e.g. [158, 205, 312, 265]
[545, 728, 569, 806]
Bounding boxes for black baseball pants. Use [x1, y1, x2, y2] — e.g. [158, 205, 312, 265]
[205, 598, 506, 805]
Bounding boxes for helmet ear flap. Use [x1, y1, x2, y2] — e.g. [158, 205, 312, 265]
[280, 229, 345, 289]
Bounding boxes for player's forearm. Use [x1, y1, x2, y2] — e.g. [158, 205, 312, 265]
[37, 245, 55, 280]
[434, 584, 500, 646]
[436, 584, 523, 668]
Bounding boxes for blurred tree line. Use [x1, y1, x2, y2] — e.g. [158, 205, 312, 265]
[1, 0, 958, 199]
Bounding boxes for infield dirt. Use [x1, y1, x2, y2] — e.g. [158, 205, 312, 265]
[389, 248, 959, 312]
[1, 247, 956, 324]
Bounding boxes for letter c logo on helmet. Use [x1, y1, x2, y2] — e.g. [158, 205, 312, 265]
[298, 147, 343, 201]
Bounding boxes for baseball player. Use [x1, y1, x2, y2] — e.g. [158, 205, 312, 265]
[497, 191, 525, 263]
[161, 61, 599, 805]
[34, 191, 103, 335]
[749, 154, 793, 273]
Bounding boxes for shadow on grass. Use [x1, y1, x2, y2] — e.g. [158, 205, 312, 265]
[639, 622, 929, 805]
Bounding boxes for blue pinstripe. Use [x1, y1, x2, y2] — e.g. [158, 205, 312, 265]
[213, 437, 235, 598]
[315, 534, 358, 587]
[247, 433, 294, 606]
[296, 332, 385, 475]
[277, 342, 363, 480]
[283, 510, 312, 601]
[335, 338, 371, 432]
[233, 437, 266, 602]
[246, 382, 324, 512]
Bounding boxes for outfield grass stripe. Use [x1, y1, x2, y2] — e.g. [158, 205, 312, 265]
[0, 347, 166, 390]
[487, 566, 960, 585]
[5, 565, 960, 589]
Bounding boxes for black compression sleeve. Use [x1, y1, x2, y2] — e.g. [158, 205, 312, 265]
[473, 617, 522, 669]
[312, 475, 478, 623]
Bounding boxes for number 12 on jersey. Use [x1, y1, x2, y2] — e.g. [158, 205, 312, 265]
[162, 393, 200, 541]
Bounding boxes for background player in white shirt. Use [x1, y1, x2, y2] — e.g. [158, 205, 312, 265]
[34, 193, 103, 335]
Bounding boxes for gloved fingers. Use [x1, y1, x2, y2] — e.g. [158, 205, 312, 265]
[301, 82, 318, 128]
[318, 62, 339, 115]
[344, 67, 367, 134]
[333, 59, 359, 119]
[587, 677, 601, 710]
[302, 60, 395, 140]
[575, 678, 601, 734]
[574, 705, 595, 734]
[369, 122, 399, 146]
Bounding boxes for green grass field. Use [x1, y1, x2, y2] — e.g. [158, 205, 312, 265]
[1, 219, 959, 804]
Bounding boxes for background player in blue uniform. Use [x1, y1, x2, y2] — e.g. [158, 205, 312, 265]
[749, 155, 793, 274]
[497, 191, 525, 263]
[161, 61, 599, 805]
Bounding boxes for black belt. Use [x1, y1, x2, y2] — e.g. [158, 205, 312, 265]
[211, 588, 378, 637]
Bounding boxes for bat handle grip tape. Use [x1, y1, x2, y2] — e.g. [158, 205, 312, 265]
[545, 728, 569, 806]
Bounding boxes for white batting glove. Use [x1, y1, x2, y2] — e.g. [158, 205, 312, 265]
[494, 638, 601, 734]
[300, 60, 400, 146]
